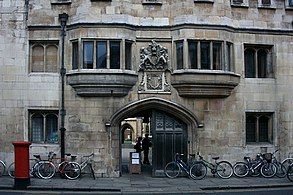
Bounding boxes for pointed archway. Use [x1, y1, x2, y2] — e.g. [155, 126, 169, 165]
[106, 97, 202, 176]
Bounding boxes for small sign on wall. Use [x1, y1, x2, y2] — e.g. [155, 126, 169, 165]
[129, 152, 141, 174]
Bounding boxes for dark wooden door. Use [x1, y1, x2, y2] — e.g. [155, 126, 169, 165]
[151, 110, 187, 176]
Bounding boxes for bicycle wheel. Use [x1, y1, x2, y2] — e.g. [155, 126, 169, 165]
[287, 163, 293, 182]
[274, 161, 287, 178]
[37, 161, 56, 179]
[0, 161, 5, 176]
[63, 162, 81, 180]
[216, 161, 233, 179]
[282, 158, 293, 172]
[164, 162, 180, 178]
[31, 161, 43, 178]
[260, 163, 277, 178]
[8, 162, 15, 178]
[233, 162, 249, 178]
[189, 162, 207, 180]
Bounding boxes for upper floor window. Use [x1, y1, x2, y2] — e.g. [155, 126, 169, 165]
[30, 41, 59, 73]
[290, 0, 293, 6]
[72, 39, 132, 70]
[176, 40, 233, 71]
[246, 112, 273, 144]
[244, 44, 273, 78]
[29, 110, 59, 144]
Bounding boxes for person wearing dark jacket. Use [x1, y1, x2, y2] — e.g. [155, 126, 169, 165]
[142, 134, 152, 164]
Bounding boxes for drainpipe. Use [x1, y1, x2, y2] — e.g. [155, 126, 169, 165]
[59, 13, 68, 161]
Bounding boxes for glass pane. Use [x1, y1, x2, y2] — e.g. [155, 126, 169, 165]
[259, 116, 269, 142]
[72, 42, 79, 70]
[176, 41, 183, 69]
[213, 42, 222, 70]
[188, 41, 197, 69]
[46, 114, 58, 143]
[96, 41, 107, 69]
[32, 45, 44, 72]
[200, 42, 210, 69]
[257, 49, 267, 78]
[110, 41, 120, 69]
[245, 49, 255, 78]
[83, 41, 94, 69]
[125, 42, 132, 70]
[227, 43, 232, 71]
[31, 114, 44, 142]
[45, 45, 58, 72]
[246, 115, 256, 142]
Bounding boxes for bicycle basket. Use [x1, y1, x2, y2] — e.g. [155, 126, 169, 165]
[263, 153, 272, 163]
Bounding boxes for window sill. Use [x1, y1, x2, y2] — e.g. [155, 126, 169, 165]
[258, 5, 276, 10]
[171, 70, 240, 98]
[194, 0, 214, 4]
[51, 0, 72, 5]
[142, 0, 163, 5]
[231, 2, 249, 8]
[67, 69, 138, 97]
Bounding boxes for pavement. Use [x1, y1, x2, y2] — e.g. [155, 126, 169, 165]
[0, 172, 293, 194]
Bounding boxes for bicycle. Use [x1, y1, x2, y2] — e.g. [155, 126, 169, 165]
[271, 150, 287, 178]
[37, 152, 81, 180]
[0, 160, 6, 176]
[75, 153, 95, 180]
[164, 153, 197, 179]
[189, 153, 233, 179]
[233, 153, 277, 178]
[8, 154, 44, 179]
[287, 163, 293, 182]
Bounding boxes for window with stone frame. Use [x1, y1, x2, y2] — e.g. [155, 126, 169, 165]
[231, 0, 249, 7]
[179, 40, 233, 71]
[72, 39, 132, 70]
[30, 41, 59, 73]
[176, 41, 184, 70]
[244, 44, 274, 78]
[246, 112, 273, 143]
[29, 110, 59, 144]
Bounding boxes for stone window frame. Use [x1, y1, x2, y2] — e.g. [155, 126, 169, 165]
[244, 44, 274, 79]
[285, 0, 293, 10]
[257, 0, 276, 9]
[29, 110, 59, 144]
[245, 112, 274, 144]
[71, 39, 133, 71]
[230, 0, 249, 8]
[29, 41, 59, 73]
[175, 39, 234, 72]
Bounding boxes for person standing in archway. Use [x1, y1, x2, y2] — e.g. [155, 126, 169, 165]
[134, 137, 142, 153]
[142, 134, 152, 165]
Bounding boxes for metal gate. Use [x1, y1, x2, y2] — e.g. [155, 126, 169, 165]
[151, 110, 187, 176]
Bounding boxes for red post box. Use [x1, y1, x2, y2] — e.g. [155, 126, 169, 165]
[12, 141, 31, 189]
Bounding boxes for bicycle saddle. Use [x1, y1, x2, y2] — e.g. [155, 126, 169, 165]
[244, 156, 250, 160]
[33, 154, 41, 159]
[189, 154, 196, 157]
[65, 153, 71, 156]
[212, 157, 219, 160]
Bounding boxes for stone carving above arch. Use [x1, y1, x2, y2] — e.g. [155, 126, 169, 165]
[138, 40, 170, 93]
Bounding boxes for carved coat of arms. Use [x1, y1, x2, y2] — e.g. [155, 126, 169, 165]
[138, 40, 170, 93]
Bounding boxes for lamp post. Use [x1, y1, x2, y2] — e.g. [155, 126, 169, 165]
[59, 13, 68, 161]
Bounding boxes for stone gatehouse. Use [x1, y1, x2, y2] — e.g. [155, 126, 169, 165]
[0, 0, 292, 177]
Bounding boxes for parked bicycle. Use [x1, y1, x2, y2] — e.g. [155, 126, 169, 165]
[271, 150, 287, 178]
[76, 153, 95, 180]
[287, 163, 293, 182]
[189, 153, 233, 180]
[8, 154, 44, 179]
[164, 153, 197, 179]
[0, 160, 6, 176]
[37, 152, 81, 180]
[233, 153, 277, 178]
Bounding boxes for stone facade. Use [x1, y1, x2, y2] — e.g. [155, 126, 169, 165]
[0, 0, 292, 177]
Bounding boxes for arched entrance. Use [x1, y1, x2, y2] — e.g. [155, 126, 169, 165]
[107, 97, 200, 176]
